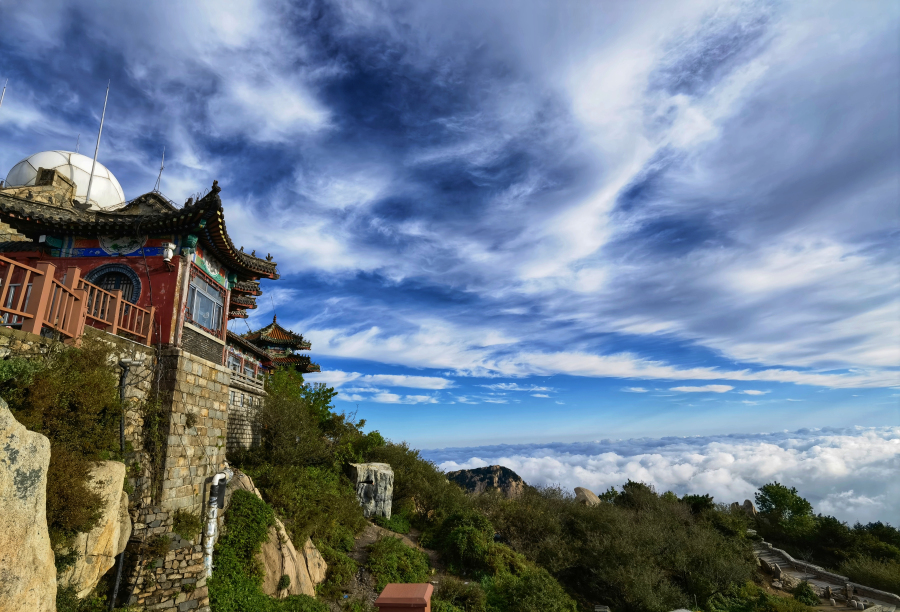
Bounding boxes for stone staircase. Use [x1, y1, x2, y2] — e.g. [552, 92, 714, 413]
[753, 540, 899, 611]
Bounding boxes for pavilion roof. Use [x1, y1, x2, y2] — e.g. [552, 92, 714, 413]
[0, 181, 278, 281]
[226, 330, 271, 361]
[243, 315, 311, 349]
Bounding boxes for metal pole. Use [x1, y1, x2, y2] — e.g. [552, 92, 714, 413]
[84, 81, 110, 208]
[0, 79, 7, 113]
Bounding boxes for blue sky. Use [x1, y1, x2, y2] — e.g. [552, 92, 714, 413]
[1, 0, 898, 469]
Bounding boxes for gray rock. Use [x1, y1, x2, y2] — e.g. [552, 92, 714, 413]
[348, 462, 393, 519]
[447, 465, 526, 498]
[0, 397, 56, 611]
[574, 487, 601, 506]
[742, 499, 758, 516]
[59, 461, 128, 597]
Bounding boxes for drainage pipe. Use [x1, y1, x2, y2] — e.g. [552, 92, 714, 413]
[203, 472, 228, 577]
[109, 358, 141, 611]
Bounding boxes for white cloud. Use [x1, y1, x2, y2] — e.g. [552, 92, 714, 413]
[531, 393, 550, 398]
[741, 390, 769, 396]
[671, 385, 734, 393]
[304, 369, 454, 389]
[623, 387, 649, 393]
[428, 427, 900, 524]
[481, 383, 552, 392]
[370, 392, 439, 404]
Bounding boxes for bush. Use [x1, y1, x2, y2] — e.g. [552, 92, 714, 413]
[839, 556, 900, 595]
[172, 509, 203, 541]
[482, 566, 578, 612]
[246, 464, 366, 548]
[374, 509, 412, 534]
[366, 535, 431, 591]
[316, 543, 358, 599]
[433, 576, 486, 612]
[791, 581, 819, 606]
[707, 582, 815, 612]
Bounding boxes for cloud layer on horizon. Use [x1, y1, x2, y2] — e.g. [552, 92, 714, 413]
[426, 426, 900, 525]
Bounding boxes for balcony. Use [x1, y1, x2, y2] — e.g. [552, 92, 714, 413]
[229, 369, 265, 394]
[0, 255, 155, 346]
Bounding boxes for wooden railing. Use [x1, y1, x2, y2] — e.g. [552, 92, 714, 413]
[0, 256, 86, 341]
[78, 279, 155, 345]
[0, 255, 154, 346]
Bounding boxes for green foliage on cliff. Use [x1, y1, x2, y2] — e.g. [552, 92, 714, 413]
[1, 337, 124, 555]
[209, 489, 328, 612]
[839, 556, 900, 595]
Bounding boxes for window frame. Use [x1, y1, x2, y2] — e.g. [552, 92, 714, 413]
[185, 265, 226, 336]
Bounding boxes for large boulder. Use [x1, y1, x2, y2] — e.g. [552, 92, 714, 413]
[59, 460, 130, 597]
[0, 398, 56, 612]
[258, 517, 315, 597]
[446, 465, 526, 499]
[575, 487, 601, 506]
[225, 470, 327, 598]
[348, 462, 393, 519]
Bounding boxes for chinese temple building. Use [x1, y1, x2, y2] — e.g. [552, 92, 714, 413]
[242, 314, 320, 374]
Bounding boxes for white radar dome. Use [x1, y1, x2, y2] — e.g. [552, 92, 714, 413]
[5, 150, 126, 210]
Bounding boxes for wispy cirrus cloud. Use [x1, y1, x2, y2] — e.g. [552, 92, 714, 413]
[671, 385, 734, 393]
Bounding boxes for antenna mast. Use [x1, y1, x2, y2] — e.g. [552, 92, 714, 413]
[0, 79, 8, 113]
[153, 147, 165, 192]
[75, 134, 80, 154]
[84, 81, 110, 208]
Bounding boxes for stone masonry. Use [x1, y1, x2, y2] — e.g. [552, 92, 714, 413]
[156, 347, 230, 513]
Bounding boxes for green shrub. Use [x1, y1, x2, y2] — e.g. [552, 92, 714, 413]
[482, 566, 578, 612]
[366, 535, 431, 591]
[316, 543, 359, 599]
[278, 574, 291, 591]
[246, 464, 366, 547]
[374, 509, 412, 534]
[172, 509, 203, 541]
[423, 511, 495, 575]
[707, 582, 816, 612]
[433, 576, 486, 612]
[790, 581, 819, 606]
[839, 556, 900, 595]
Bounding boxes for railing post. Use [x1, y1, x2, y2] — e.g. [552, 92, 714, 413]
[145, 305, 155, 345]
[107, 289, 122, 335]
[21, 261, 56, 335]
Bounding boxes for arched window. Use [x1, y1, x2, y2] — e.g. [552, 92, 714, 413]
[84, 264, 142, 303]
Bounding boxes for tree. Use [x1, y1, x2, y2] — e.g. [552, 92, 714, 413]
[755, 482, 814, 537]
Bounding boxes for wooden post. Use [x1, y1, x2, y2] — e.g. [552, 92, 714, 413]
[375, 584, 433, 612]
[21, 261, 56, 335]
[107, 289, 122, 335]
[145, 305, 156, 345]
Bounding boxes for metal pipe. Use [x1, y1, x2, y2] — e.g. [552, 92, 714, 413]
[203, 472, 228, 577]
[110, 358, 141, 610]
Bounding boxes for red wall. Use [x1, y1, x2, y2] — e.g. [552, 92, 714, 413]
[7, 249, 182, 345]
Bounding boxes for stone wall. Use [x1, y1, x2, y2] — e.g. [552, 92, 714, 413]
[225, 380, 265, 454]
[156, 347, 230, 513]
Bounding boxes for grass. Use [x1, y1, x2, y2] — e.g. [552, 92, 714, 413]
[172, 509, 203, 541]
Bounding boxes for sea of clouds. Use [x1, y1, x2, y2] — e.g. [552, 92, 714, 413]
[424, 427, 900, 525]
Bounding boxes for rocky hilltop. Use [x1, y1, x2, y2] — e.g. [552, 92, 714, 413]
[446, 465, 526, 498]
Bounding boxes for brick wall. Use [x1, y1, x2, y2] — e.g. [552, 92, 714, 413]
[225, 381, 265, 454]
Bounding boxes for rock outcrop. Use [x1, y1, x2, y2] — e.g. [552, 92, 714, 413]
[731, 499, 758, 517]
[348, 462, 393, 519]
[575, 487, 601, 506]
[0, 397, 56, 612]
[446, 465, 526, 499]
[225, 470, 327, 598]
[59, 461, 131, 597]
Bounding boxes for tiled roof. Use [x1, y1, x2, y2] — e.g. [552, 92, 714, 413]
[226, 330, 271, 360]
[243, 315, 309, 347]
[0, 181, 278, 281]
[233, 280, 262, 295]
[272, 354, 320, 373]
[229, 294, 257, 309]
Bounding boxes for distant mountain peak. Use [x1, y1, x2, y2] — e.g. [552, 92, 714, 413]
[446, 465, 526, 498]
